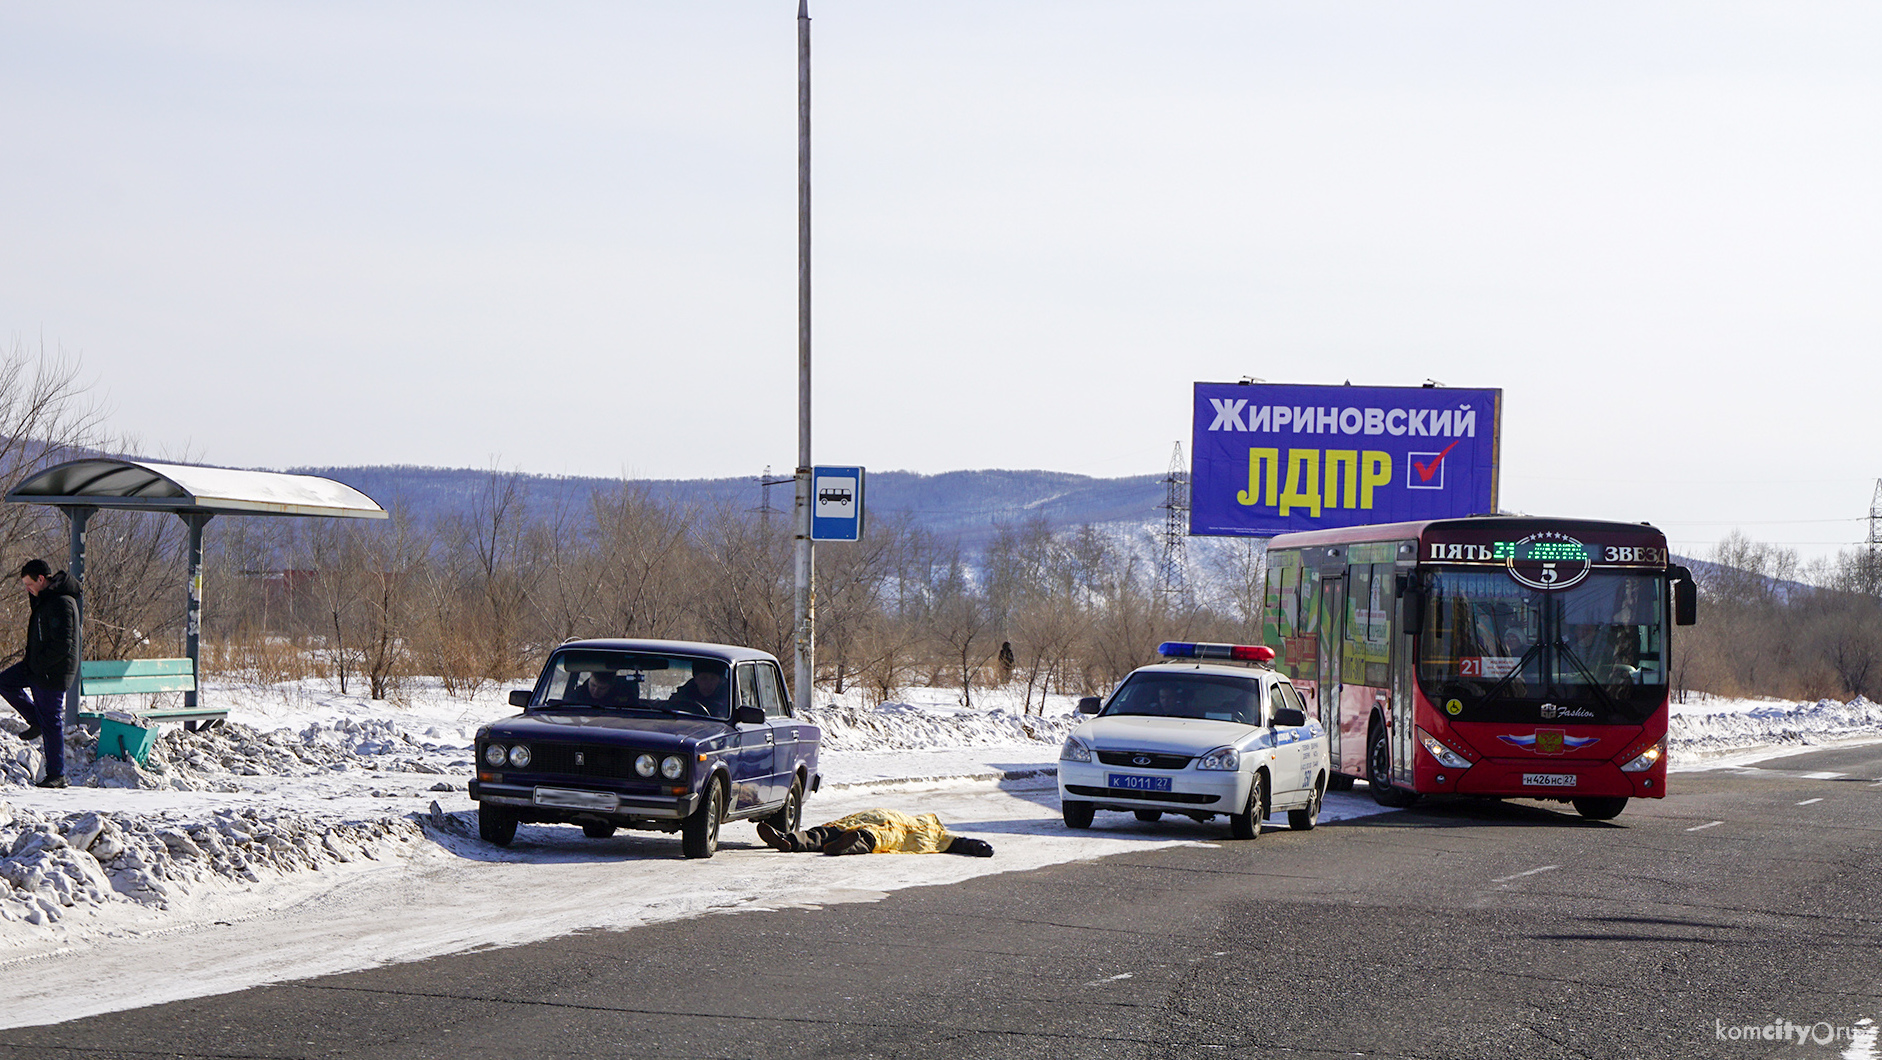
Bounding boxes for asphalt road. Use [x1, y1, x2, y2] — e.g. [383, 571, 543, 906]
[4, 745, 1879, 1060]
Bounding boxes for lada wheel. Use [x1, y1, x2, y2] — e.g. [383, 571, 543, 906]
[1572, 796, 1628, 820]
[1229, 771, 1265, 839]
[478, 805, 517, 847]
[1288, 780, 1324, 831]
[765, 777, 805, 833]
[1061, 799, 1095, 829]
[1133, 809, 1162, 823]
[682, 778, 725, 859]
[582, 822, 617, 839]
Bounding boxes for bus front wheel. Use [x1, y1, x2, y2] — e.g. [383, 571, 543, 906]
[1367, 726, 1420, 809]
[1573, 796, 1628, 820]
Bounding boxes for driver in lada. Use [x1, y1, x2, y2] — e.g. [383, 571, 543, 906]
[671, 661, 731, 717]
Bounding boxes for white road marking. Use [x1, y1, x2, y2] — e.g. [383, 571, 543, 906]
[1492, 865, 1560, 883]
[1686, 821, 1723, 832]
[1802, 771, 1846, 780]
[1797, 798, 1824, 806]
[1081, 973, 1133, 987]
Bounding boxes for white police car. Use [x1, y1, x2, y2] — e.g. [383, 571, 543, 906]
[1058, 642, 1330, 838]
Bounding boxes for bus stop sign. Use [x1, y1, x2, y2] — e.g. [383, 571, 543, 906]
[811, 465, 865, 541]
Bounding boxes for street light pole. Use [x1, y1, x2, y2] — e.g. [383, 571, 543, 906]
[792, 0, 816, 713]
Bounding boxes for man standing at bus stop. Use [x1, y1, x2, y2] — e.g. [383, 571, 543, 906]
[0, 559, 79, 788]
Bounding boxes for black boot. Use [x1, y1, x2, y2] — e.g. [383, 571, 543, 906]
[946, 837, 994, 857]
[18, 724, 39, 742]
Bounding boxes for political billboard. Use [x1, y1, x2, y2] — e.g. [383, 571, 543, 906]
[1190, 382, 1501, 537]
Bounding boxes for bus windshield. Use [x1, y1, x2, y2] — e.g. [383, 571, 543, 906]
[1417, 570, 1666, 725]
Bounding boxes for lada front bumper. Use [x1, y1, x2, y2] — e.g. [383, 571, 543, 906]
[470, 779, 700, 821]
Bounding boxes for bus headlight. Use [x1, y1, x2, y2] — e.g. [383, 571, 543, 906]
[1619, 742, 1664, 772]
[1197, 747, 1239, 771]
[1060, 735, 1093, 763]
[1418, 731, 1471, 770]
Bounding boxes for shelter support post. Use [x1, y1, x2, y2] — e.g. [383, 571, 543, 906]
[181, 513, 213, 714]
[63, 506, 95, 729]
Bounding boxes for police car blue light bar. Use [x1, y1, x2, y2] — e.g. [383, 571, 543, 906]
[1157, 641, 1276, 663]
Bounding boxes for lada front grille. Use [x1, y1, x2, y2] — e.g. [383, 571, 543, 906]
[526, 743, 643, 780]
[1096, 751, 1192, 770]
[1065, 784, 1219, 805]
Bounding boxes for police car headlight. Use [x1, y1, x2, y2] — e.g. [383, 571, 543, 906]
[1197, 747, 1239, 771]
[1418, 732, 1471, 770]
[1619, 742, 1664, 773]
[660, 755, 685, 780]
[635, 753, 658, 777]
[1059, 735, 1093, 763]
[482, 744, 507, 767]
[507, 744, 532, 769]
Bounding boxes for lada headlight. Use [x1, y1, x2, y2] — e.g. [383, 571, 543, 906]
[508, 744, 532, 768]
[635, 753, 658, 777]
[1197, 747, 1239, 771]
[660, 755, 685, 780]
[1418, 731, 1472, 770]
[1059, 735, 1093, 763]
[482, 743, 507, 767]
[1619, 741, 1665, 772]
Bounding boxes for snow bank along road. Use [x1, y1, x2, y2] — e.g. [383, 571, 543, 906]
[0, 682, 1872, 1032]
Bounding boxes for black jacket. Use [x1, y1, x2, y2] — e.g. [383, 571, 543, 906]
[26, 571, 80, 687]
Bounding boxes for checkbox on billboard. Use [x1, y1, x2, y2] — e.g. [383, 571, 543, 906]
[1407, 452, 1446, 489]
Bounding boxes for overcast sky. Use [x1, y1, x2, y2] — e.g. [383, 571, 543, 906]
[2, 2, 1878, 558]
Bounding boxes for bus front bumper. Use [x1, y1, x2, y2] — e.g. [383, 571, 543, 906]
[1435, 757, 1665, 799]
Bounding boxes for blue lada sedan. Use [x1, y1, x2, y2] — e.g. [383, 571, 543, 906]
[469, 639, 823, 859]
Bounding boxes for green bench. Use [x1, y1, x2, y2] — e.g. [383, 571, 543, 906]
[77, 658, 227, 744]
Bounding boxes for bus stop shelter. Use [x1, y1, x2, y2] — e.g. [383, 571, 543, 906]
[3, 458, 387, 724]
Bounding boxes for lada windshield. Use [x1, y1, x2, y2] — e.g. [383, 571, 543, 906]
[1417, 570, 1666, 725]
[1104, 673, 1263, 725]
[535, 649, 733, 720]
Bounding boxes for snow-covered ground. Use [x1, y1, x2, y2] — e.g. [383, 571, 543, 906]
[0, 678, 1871, 1028]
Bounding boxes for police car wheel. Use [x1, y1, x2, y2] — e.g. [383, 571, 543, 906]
[1133, 809, 1162, 822]
[1288, 781, 1323, 831]
[1062, 799, 1095, 829]
[1229, 771, 1265, 840]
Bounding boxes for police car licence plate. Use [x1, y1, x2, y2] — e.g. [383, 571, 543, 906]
[1522, 773, 1577, 788]
[1107, 774, 1172, 792]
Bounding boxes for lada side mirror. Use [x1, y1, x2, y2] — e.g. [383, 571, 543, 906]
[508, 689, 531, 708]
[734, 705, 766, 726]
[1077, 696, 1102, 715]
[1271, 707, 1307, 728]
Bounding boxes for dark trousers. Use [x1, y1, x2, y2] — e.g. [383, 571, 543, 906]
[778, 825, 877, 854]
[0, 661, 64, 779]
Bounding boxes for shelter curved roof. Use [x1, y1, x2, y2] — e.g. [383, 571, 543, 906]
[4, 459, 387, 519]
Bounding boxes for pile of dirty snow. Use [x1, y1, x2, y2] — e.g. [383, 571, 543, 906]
[802, 700, 1077, 753]
[0, 801, 422, 931]
[0, 718, 472, 793]
[1670, 696, 1882, 760]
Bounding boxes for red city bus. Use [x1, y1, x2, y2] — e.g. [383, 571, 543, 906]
[1262, 517, 1697, 820]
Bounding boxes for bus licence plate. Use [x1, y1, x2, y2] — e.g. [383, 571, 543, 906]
[1522, 773, 1577, 788]
[1108, 774, 1172, 792]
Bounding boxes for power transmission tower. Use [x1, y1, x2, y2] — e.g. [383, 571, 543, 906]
[1157, 442, 1190, 601]
[1869, 479, 1882, 555]
[751, 465, 793, 535]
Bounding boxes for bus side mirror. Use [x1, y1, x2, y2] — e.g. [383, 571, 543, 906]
[1077, 696, 1102, 715]
[1672, 569, 1697, 626]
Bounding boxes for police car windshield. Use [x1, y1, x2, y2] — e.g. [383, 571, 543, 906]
[1104, 673, 1263, 725]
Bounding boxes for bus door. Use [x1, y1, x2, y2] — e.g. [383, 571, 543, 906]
[1316, 568, 1346, 771]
